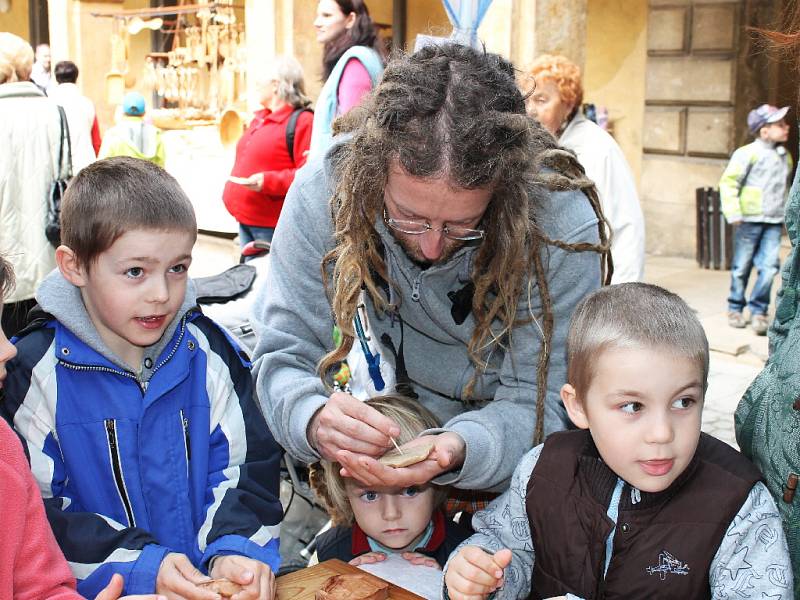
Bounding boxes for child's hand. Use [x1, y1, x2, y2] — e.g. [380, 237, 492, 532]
[95, 573, 166, 600]
[349, 551, 387, 566]
[444, 546, 512, 600]
[400, 551, 440, 570]
[156, 553, 219, 599]
[210, 555, 275, 600]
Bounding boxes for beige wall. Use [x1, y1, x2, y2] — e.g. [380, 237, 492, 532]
[406, 0, 449, 47]
[0, 1, 30, 40]
[584, 0, 648, 183]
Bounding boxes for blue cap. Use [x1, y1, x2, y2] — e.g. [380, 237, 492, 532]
[747, 104, 789, 134]
[122, 92, 145, 116]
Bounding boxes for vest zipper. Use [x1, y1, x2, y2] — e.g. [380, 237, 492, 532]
[180, 409, 192, 465]
[104, 418, 136, 527]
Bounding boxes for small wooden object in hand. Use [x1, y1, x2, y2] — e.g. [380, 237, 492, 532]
[378, 441, 434, 468]
[315, 574, 389, 600]
[198, 578, 244, 597]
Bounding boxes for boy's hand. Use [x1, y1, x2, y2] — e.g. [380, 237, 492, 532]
[445, 546, 512, 600]
[210, 555, 275, 600]
[95, 573, 166, 600]
[400, 551, 440, 570]
[349, 551, 387, 566]
[156, 553, 219, 600]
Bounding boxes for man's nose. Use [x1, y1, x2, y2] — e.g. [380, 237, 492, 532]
[418, 229, 445, 261]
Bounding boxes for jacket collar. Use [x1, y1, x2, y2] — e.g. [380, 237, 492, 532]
[351, 508, 448, 556]
[0, 81, 46, 100]
[577, 434, 701, 512]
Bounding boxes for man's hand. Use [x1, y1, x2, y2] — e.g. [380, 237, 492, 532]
[210, 555, 275, 600]
[444, 546, 512, 600]
[348, 551, 387, 566]
[336, 432, 466, 488]
[400, 552, 440, 570]
[155, 553, 218, 600]
[308, 391, 401, 460]
[95, 573, 166, 600]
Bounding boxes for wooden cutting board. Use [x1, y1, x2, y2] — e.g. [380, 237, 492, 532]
[276, 559, 424, 600]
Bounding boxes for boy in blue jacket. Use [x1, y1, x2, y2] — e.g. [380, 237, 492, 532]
[2, 157, 282, 599]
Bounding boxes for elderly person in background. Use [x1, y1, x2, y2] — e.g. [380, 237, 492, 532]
[522, 54, 646, 283]
[223, 55, 313, 247]
[0, 33, 61, 337]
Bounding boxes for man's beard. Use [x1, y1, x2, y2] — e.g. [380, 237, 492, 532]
[393, 234, 465, 268]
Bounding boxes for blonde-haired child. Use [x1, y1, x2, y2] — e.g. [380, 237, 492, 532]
[311, 394, 473, 569]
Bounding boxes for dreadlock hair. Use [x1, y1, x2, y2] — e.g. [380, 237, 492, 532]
[319, 43, 612, 445]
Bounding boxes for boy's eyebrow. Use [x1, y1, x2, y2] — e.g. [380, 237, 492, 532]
[606, 381, 703, 400]
[117, 254, 193, 264]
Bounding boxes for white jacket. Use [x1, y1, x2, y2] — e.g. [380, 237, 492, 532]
[560, 113, 646, 283]
[0, 82, 61, 303]
[48, 83, 97, 174]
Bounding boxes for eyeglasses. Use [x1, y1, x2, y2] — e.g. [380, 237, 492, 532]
[382, 207, 484, 241]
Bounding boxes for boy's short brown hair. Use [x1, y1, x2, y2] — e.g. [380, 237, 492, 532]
[60, 157, 197, 268]
[311, 394, 448, 526]
[566, 282, 709, 399]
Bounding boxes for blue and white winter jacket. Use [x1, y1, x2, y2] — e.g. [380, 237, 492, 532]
[1, 272, 282, 597]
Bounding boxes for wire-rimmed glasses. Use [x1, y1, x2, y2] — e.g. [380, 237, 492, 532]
[382, 207, 484, 241]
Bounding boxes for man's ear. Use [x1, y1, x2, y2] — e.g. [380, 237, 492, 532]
[55, 245, 88, 287]
[561, 383, 589, 430]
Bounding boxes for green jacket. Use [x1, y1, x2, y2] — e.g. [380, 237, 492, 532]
[98, 115, 165, 168]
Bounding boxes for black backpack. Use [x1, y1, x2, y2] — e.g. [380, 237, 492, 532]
[285, 108, 312, 163]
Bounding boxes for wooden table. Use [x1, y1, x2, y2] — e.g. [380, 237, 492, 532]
[276, 559, 425, 600]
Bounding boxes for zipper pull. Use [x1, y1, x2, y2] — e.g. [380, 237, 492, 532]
[411, 276, 421, 302]
[105, 419, 116, 449]
[182, 413, 192, 461]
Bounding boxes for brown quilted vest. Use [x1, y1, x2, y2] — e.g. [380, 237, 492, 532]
[525, 430, 762, 599]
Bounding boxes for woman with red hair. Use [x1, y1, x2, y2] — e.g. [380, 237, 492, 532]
[522, 55, 645, 284]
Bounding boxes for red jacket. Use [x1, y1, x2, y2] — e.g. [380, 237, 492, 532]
[223, 104, 313, 228]
[0, 419, 81, 599]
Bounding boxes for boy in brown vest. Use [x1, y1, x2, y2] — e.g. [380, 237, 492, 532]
[443, 283, 793, 599]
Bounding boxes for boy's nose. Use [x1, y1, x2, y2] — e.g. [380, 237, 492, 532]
[147, 277, 170, 303]
[645, 414, 675, 444]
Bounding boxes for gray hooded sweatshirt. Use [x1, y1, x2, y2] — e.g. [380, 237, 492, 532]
[251, 141, 602, 491]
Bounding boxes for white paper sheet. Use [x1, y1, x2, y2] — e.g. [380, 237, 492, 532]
[357, 553, 443, 600]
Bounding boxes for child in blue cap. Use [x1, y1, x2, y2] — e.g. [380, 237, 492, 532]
[99, 92, 165, 167]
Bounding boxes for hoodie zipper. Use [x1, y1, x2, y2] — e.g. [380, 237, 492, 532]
[104, 419, 136, 527]
[411, 274, 422, 302]
[180, 409, 192, 468]
[59, 361, 145, 393]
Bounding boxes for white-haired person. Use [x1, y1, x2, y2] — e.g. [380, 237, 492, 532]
[223, 55, 314, 247]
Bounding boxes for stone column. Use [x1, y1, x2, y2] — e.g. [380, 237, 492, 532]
[511, 0, 587, 71]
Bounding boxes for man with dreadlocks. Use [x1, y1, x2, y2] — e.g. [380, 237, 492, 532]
[251, 43, 610, 498]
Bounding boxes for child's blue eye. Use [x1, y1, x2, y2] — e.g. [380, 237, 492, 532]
[360, 491, 379, 502]
[402, 486, 420, 498]
[672, 397, 695, 410]
[620, 402, 643, 414]
[125, 267, 144, 278]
